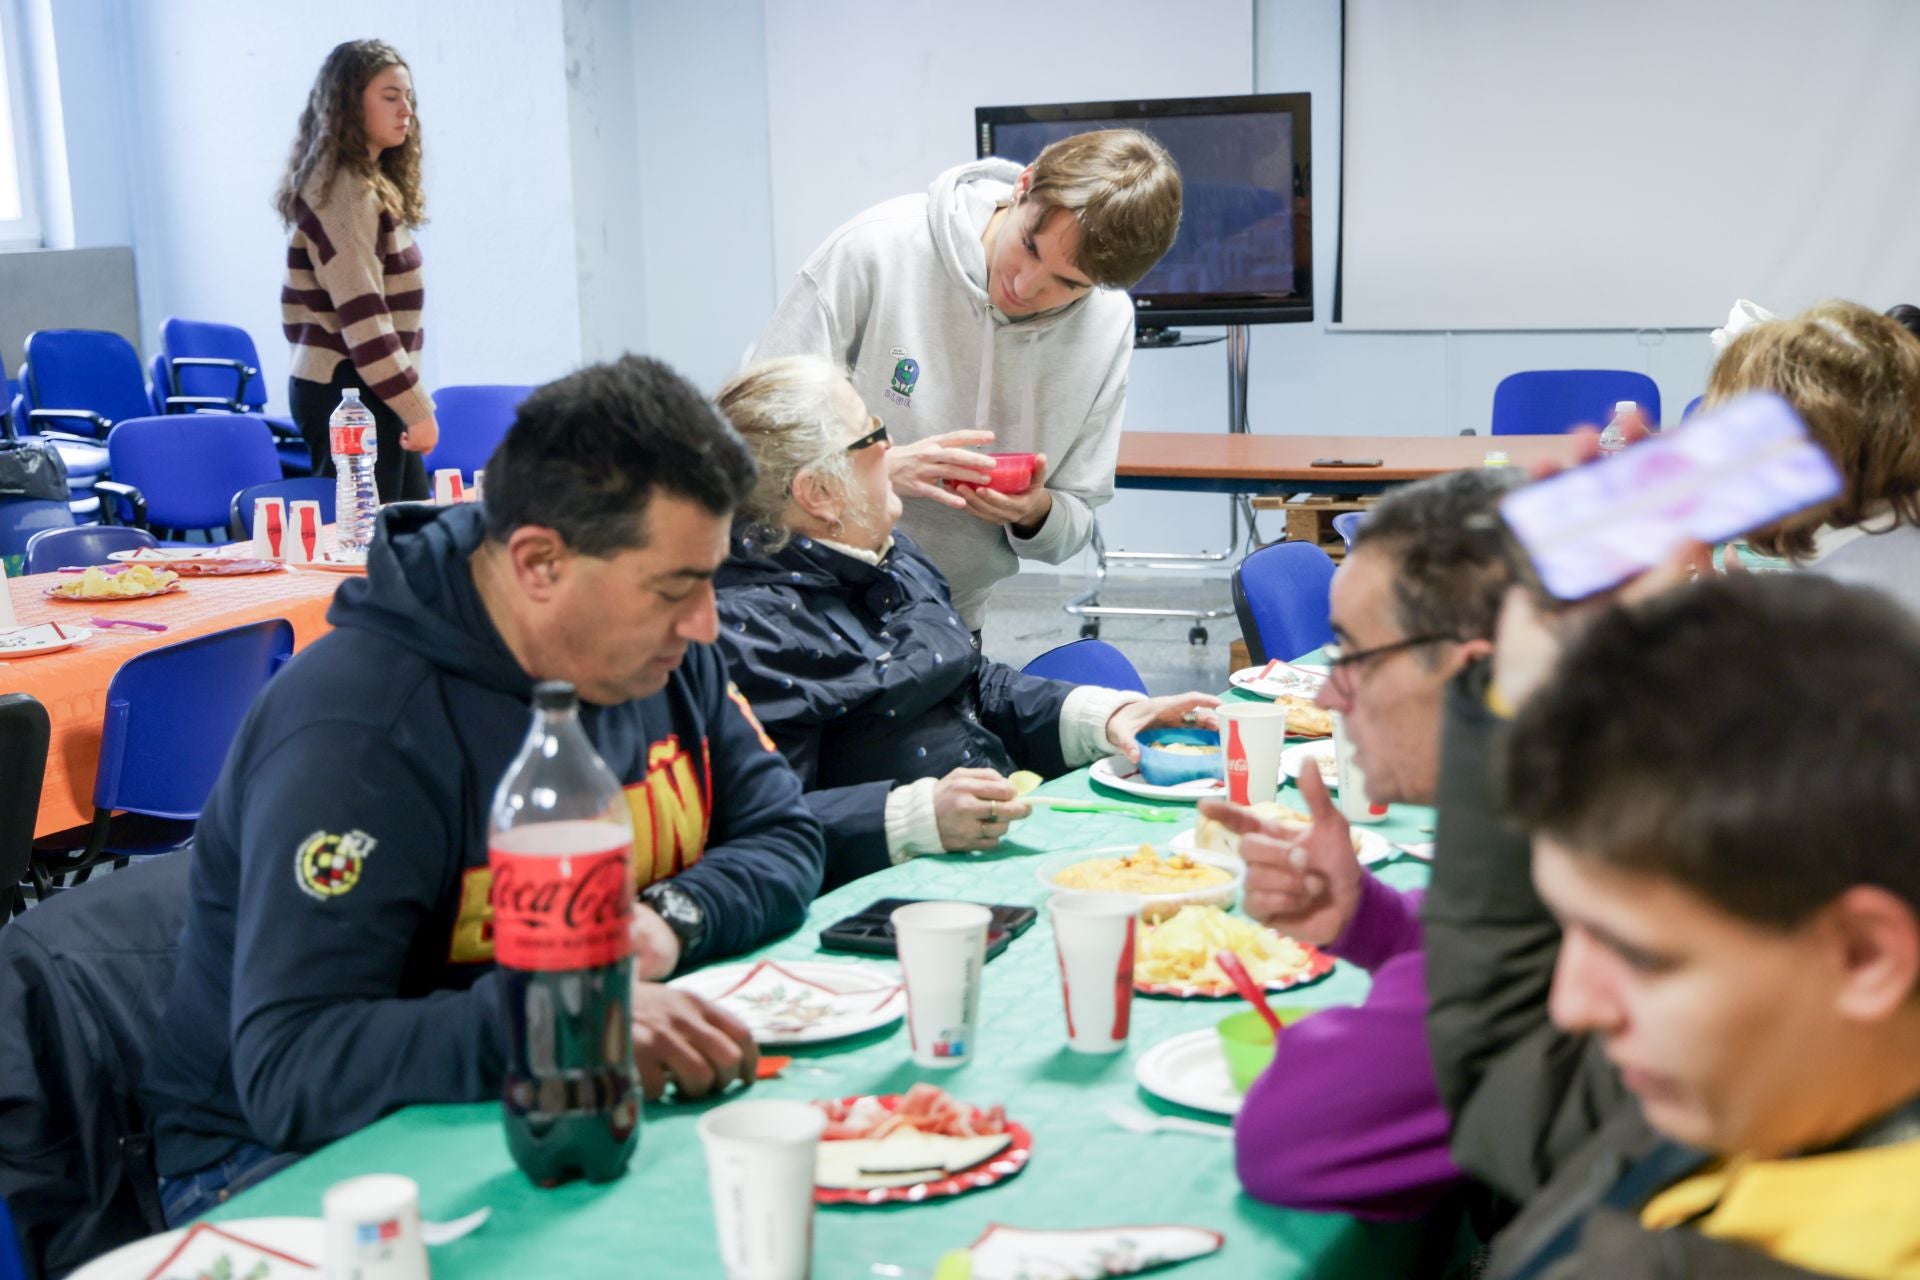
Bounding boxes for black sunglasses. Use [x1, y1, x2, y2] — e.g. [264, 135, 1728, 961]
[845, 417, 889, 453]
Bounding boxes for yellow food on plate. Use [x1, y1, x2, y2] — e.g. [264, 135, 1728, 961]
[1136, 904, 1319, 990]
[1193, 801, 1312, 857]
[1051, 845, 1232, 896]
[49, 565, 180, 599]
[1153, 741, 1220, 756]
[1280, 695, 1333, 736]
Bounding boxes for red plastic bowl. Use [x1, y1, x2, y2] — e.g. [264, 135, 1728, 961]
[955, 452, 1036, 495]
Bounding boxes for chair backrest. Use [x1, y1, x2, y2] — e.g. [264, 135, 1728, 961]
[1682, 393, 1705, 421]
[0, 850, 186, 1274]
[423, 384, 534, 479]
[158, 317, 268, 408]
[1331, 510, 1368, 550]
[1019, 638, 1149, 694]
[230, 476, 336, 539]
[96, 619, 294, 819]
[1232, 540, 1338, 666]
[22, 330, 154, 429]
[106, 415, 282, 532]
[1490, 369, 1662, 437]
[23, 525, 156, 574]
[0, 694, 50, 928]
[0, 497, 75, 559]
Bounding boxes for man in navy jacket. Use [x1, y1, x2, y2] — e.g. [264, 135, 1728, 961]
[144, 356, 825, 1222]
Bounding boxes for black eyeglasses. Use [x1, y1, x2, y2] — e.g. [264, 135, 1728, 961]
[1323, 634, 1458, 678]
[845, 417, 889, 453]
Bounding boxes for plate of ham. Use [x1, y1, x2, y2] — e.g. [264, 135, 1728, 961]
[813, 1084, 1030, 1205]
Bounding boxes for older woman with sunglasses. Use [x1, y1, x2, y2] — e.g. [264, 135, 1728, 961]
[714, 356, 1218, 891]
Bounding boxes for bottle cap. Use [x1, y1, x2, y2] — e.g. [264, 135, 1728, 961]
[1614, 400, 1636, 412]
[1482, 450, 1511, 468]
[533, 681, 577, 713]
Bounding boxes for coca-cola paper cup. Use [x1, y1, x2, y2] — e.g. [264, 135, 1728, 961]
[433, 468, 464, 505]
[1332, 711, 1389, 824]
[287, 500, 325, 565]
[1048, 892, 1139, 1054]
[251, 497, 288, 561]
[698, 1099, 825, 1280]
[1216, 703, 1290, 806]
[322, 1173, 428, 1280]
[890, 901, 990, 1069]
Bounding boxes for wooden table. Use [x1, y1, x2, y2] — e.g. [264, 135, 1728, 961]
[4, 567, 348, 836]
[1115, 432, 1582, 494]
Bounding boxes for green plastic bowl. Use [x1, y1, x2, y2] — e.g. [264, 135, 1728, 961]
[1216, 1007, 1315, 1094]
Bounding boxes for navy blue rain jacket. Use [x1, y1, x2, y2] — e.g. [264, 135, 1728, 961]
[714, 530, 1074, 888]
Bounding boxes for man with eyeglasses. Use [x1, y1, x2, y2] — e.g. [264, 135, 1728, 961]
[1199, 466, 1522, 1219]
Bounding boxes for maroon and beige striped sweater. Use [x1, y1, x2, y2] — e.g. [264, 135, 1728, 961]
[282, 172, 433, 426]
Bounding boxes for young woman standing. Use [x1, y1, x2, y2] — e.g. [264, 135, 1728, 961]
[276, 39, 437, 501]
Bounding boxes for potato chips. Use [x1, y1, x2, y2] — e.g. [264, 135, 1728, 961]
[1135, 905, 1318, 992]
[48, 565, 180, 600]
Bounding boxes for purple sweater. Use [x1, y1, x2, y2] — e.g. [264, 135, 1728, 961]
[1233, 875, 1462, 1220]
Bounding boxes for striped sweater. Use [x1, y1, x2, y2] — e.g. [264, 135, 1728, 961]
[281, 172, 433, 426]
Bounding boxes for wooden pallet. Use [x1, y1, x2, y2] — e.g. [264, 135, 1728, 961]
[1249, 494, 1376, 562]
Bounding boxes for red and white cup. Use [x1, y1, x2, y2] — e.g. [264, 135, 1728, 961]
[890, 901, 990, 1069]
[251, 497, 288, 561]
[1216, 702, 1290, 806]
[287, 500, 325, 565]
[1047, 892, 1139, 1054]
[433, 469, 465, 505]
[321, 1174, 428, 1280]
[1332, 711, 1389, 824]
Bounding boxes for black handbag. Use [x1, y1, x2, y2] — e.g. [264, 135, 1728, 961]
[0, 439, 70, 502]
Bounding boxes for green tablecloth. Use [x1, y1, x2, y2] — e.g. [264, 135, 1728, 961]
[212, 712, 1445, 1277]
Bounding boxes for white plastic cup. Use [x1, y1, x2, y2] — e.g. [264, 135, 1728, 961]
[251, 497, 288, 561]
[1331, 711, 1388, 824]
[890, 901, 991, 1068]
[321, 1173, 429, 1280]
[287, 500, 325, 564]
[469, 470, 485, 503]
[1216, 702, 1290, 806]
[698, 1098, 826, 1280]
[432, 469, 464, 505]
[1047, 892, 1140, 1054]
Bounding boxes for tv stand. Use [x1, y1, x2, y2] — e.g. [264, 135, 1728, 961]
[1134, 327, 1226, 349]
[1065, 325, 1260, 646]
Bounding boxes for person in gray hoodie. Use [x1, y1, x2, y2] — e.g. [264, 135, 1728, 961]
[750, 129, 1182, 630]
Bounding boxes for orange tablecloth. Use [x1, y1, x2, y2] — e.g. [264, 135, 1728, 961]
[3, 566, 349, 836]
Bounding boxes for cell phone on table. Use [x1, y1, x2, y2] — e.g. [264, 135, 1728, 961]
[818, 897, 1038, 963]
[1310, 457, 1384, 467]
[1498, 391, 1843, 600]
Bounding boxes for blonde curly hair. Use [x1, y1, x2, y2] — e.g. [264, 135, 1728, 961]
[274, 39, 425, 228]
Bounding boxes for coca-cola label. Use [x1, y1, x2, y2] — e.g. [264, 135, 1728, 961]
[488, 844, 635, 971]
[1226, 720, 1251, 805]
[330, 423, 374, 456]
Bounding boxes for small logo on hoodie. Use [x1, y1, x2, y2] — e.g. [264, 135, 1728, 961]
[889, 357, 920, 403]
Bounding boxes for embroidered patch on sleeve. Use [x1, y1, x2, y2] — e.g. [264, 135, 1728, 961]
[295, 829, 377, 900]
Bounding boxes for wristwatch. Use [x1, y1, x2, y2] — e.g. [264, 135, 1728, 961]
[639, 881, 707, 959]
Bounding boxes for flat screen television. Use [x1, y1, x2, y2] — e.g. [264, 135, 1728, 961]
[975, 93, 1312, 331]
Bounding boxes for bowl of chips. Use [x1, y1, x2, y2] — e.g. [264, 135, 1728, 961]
[1133, 905, 1333, 997]
[1038, 845, 1243, 920]
[44, 564, 182, 602]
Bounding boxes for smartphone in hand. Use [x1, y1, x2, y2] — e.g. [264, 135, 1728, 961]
[1499, 391, 1843, 600]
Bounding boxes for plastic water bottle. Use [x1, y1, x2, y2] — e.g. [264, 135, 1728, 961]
[329, 388, 379, 555]
[1597, 400, 1638, 457]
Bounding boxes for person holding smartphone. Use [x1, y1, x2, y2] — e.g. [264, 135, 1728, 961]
[275, 39, 438, 502]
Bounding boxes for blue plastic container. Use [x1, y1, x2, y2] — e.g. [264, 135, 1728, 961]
[1135, 727, 1224, 786]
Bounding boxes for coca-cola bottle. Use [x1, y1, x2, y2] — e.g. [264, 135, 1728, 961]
[489, 680, 640, 1186]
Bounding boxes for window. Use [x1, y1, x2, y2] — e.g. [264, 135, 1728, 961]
[0, 3, 41, 248]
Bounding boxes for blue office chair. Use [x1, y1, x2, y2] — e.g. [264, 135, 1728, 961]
[1020, 638, 1149, 695]
[154, 318, 312, 475]
[1232, 541, 1337, 666]
[230, 476, 336, 539]
[424, 385, 533, 481]
[0, 497, 75, 563]
[10, 332, 153, 516]
[1682, 394, 1705, 421]
[23, 525, 156, 574]
[0, 1196, 26, 1280]
[0, 693, 50, 925]
[29, 619, 294, 892]
[1332, 510, 1369, 550]
[1490, 370, 1661, 436]
[104, 414, 282, 538]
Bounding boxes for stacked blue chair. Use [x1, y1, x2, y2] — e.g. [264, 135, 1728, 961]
[1682, 394, 1705, 421]
[1232, 541, 1338, 665]
[1332, 510, 1369, 550]
[0, 498, 73, 562]
[104, 415, 282, 539]
[424, 384, 534, 482]
[29, 619, 293, 892]
[23, 525, 157, 574]
[1020, 638, 1149, 694]
[153, 318, 313, 476]
[230, 476, 336, 539]
[1490, 370, 1661, 436]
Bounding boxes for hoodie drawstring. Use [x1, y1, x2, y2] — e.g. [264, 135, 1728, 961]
[973, 307, 995, 432]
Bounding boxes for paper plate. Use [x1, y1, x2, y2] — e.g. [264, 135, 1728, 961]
[1133, 1030, 1243, 1118]
[289, 555, 368, 574]
[814, 1095, 1031, 1206]
[44, 580, 184, 603]
[668, 959, 904, 1046]
[0, 623, 91, 657]
[67, 1217, 321, 1280]
[1227, 662, 1329, 700]
[1169, 821, 1396, 867]
[1280, 740, 1338, 789]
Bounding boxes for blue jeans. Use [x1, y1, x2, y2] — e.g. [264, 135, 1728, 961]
[159, 1142, 304, 1227]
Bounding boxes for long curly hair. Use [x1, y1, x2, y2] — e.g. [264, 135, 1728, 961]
[274, 39, 425, 228]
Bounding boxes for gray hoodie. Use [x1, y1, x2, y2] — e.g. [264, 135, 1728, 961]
[750, 158, 1136, 627]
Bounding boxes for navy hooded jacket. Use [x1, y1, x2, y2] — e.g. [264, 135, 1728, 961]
[143, 504, 823, 1176]
[714, 530, 1074, 888]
